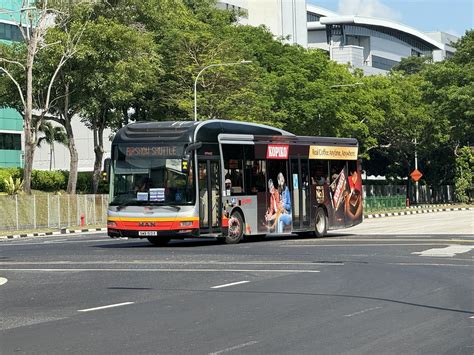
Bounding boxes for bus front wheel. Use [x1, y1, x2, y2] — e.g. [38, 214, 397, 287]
[225, 211, 244, 244]
[147, 237, 170, 247]
[315, 208, 328, 237]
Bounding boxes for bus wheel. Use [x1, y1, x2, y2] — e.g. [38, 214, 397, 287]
[226, 211, 244, 244]
[315, 208, 328, 237]
[147, 237, 170, 247]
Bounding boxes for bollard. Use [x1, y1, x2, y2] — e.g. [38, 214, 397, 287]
[406, 197, 410, 207]
[80, 213, 85, 227]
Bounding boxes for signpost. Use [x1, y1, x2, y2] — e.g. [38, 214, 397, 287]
[410, 169, 423, 182]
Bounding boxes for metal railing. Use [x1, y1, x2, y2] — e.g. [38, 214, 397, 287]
[363, 195, 406, 213]
[0, 194, 108, 231]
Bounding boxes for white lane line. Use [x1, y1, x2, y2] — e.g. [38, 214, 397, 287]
[0, 261, 341, 266]
[0, 277, 7, 286]
[211, 281, 250, 289]
[78, 302, 134, 312]
[0, 268, 321, 273]
[412, 245, 474, 257]
[209, 341, 258, 355]
[344, 306, 382, 317]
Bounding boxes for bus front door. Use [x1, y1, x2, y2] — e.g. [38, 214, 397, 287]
[198, 159, 221, 234]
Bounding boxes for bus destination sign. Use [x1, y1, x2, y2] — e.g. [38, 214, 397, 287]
[125, 146, 181, 157]
[309, 145, 358, 160]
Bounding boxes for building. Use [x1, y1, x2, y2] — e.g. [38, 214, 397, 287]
[218, 1, 458, 75]
[306, 4, 457, 75]
[0, 0, 23, 167]
[217, 0, 308, 47]
[0, 0, 111, 171]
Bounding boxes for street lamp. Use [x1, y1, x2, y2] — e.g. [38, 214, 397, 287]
[193, 60, 252, 121]
[329, 82, 364, 88]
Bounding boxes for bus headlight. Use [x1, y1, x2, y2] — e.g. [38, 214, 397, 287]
[180, 221, 193, 227]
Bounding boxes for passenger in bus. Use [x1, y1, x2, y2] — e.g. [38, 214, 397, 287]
[135, 177, 151, 192]
[277, 172, 292, 233]
[265, 179, 280, 231]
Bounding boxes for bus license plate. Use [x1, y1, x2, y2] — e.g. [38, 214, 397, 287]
[139, 231, 157, 236]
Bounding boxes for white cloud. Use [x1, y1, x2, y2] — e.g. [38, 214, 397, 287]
[337, 0, 402, 21]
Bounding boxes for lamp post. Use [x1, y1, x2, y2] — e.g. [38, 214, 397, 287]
[329, 82, 364, 88]
[193, 60, 252, 121]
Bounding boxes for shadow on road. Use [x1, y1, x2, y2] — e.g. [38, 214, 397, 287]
[143, 287, 474, 315]
[93, 233, 352, 249]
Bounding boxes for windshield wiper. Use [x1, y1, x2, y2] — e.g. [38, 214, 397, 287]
[114, 200, 136, 211]
[147, 202, 181, 211]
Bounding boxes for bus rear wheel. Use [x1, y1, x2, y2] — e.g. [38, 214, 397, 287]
[147, 237, 170, 247]
[315, 208, 328, 238]
[225, 211, 244, 244]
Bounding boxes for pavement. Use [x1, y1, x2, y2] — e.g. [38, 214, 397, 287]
[0, 210, 473, 354]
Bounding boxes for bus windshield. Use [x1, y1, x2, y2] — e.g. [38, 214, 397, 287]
[110, 144, 194, 206]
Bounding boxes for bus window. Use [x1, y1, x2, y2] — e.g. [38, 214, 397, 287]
[222, 145, 244, 195]
[310, 159, 329, 185]
[244, 160, 266, 195]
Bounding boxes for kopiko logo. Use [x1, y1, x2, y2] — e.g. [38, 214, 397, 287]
[138, 221, 156, 227]
[266, 144, 289, 159]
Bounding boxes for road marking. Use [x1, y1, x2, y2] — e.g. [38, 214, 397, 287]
[470, 316, 474, 319]
[0, 277, 7, 286]
[344, 306, 382, 317]
[281, 243, 464, 247]
[412, 245, 474, 257]
[78, 302, 134, 312]
[0, 268, 321, 273]
[209, 341, 258, 355]
[0, 260, 341, 266]
[211, 281, 249, 289]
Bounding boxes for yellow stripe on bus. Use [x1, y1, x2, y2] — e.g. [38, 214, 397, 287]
[107, 217, 199, 222]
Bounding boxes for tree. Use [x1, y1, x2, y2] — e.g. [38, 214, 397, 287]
[454, 147, 473, 203]
[75, 13, 160, 193]
[37, 121, 68, 171]
[0, 0, 84, 193]
[392, 56, 431, 75]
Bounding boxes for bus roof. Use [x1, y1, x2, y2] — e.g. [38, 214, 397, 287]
[112, 120, 294, 145]
[218, 134, 358, 147]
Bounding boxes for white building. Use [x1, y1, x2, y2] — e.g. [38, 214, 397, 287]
[218, 1, 458, 75]
[34, 118, 112, 172]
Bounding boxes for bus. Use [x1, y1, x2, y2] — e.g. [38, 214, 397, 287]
[107, 120, 363, 245]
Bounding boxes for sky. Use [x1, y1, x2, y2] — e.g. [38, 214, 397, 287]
[308, 0, 473, 37]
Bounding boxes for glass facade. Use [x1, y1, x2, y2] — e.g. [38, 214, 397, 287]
[0, 0, 24, 167]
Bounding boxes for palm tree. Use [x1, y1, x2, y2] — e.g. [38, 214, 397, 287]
[37, 121, 69, 171]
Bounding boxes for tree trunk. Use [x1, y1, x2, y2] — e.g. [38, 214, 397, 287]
[22, 45, 35, 194]
[63, 84, 78, 195]
[92, 127, 104, 194]
[23, 140, 35, 194]
[66, 131, 79, 194]
[49, 145, 53, 171]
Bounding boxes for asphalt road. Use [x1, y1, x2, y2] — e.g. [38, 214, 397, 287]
[0, 211, 473, 354]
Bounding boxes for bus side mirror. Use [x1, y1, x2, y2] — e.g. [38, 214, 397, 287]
[103, 158, 111, 183]
[185, 142, 202, 155]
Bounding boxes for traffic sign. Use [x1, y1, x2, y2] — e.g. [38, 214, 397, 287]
[410, 169, 423, 182]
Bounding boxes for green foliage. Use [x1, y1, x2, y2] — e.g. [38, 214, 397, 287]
[0, 168, 23, 192]
[3, 176, 24, 195]
[76, 172, 108, 194]
[392, 56, 431, 75]
[30, 170, 68, 192]
[454, 147, 474, 203]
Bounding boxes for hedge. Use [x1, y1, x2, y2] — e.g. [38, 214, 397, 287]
[0, 168, 108, 194]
